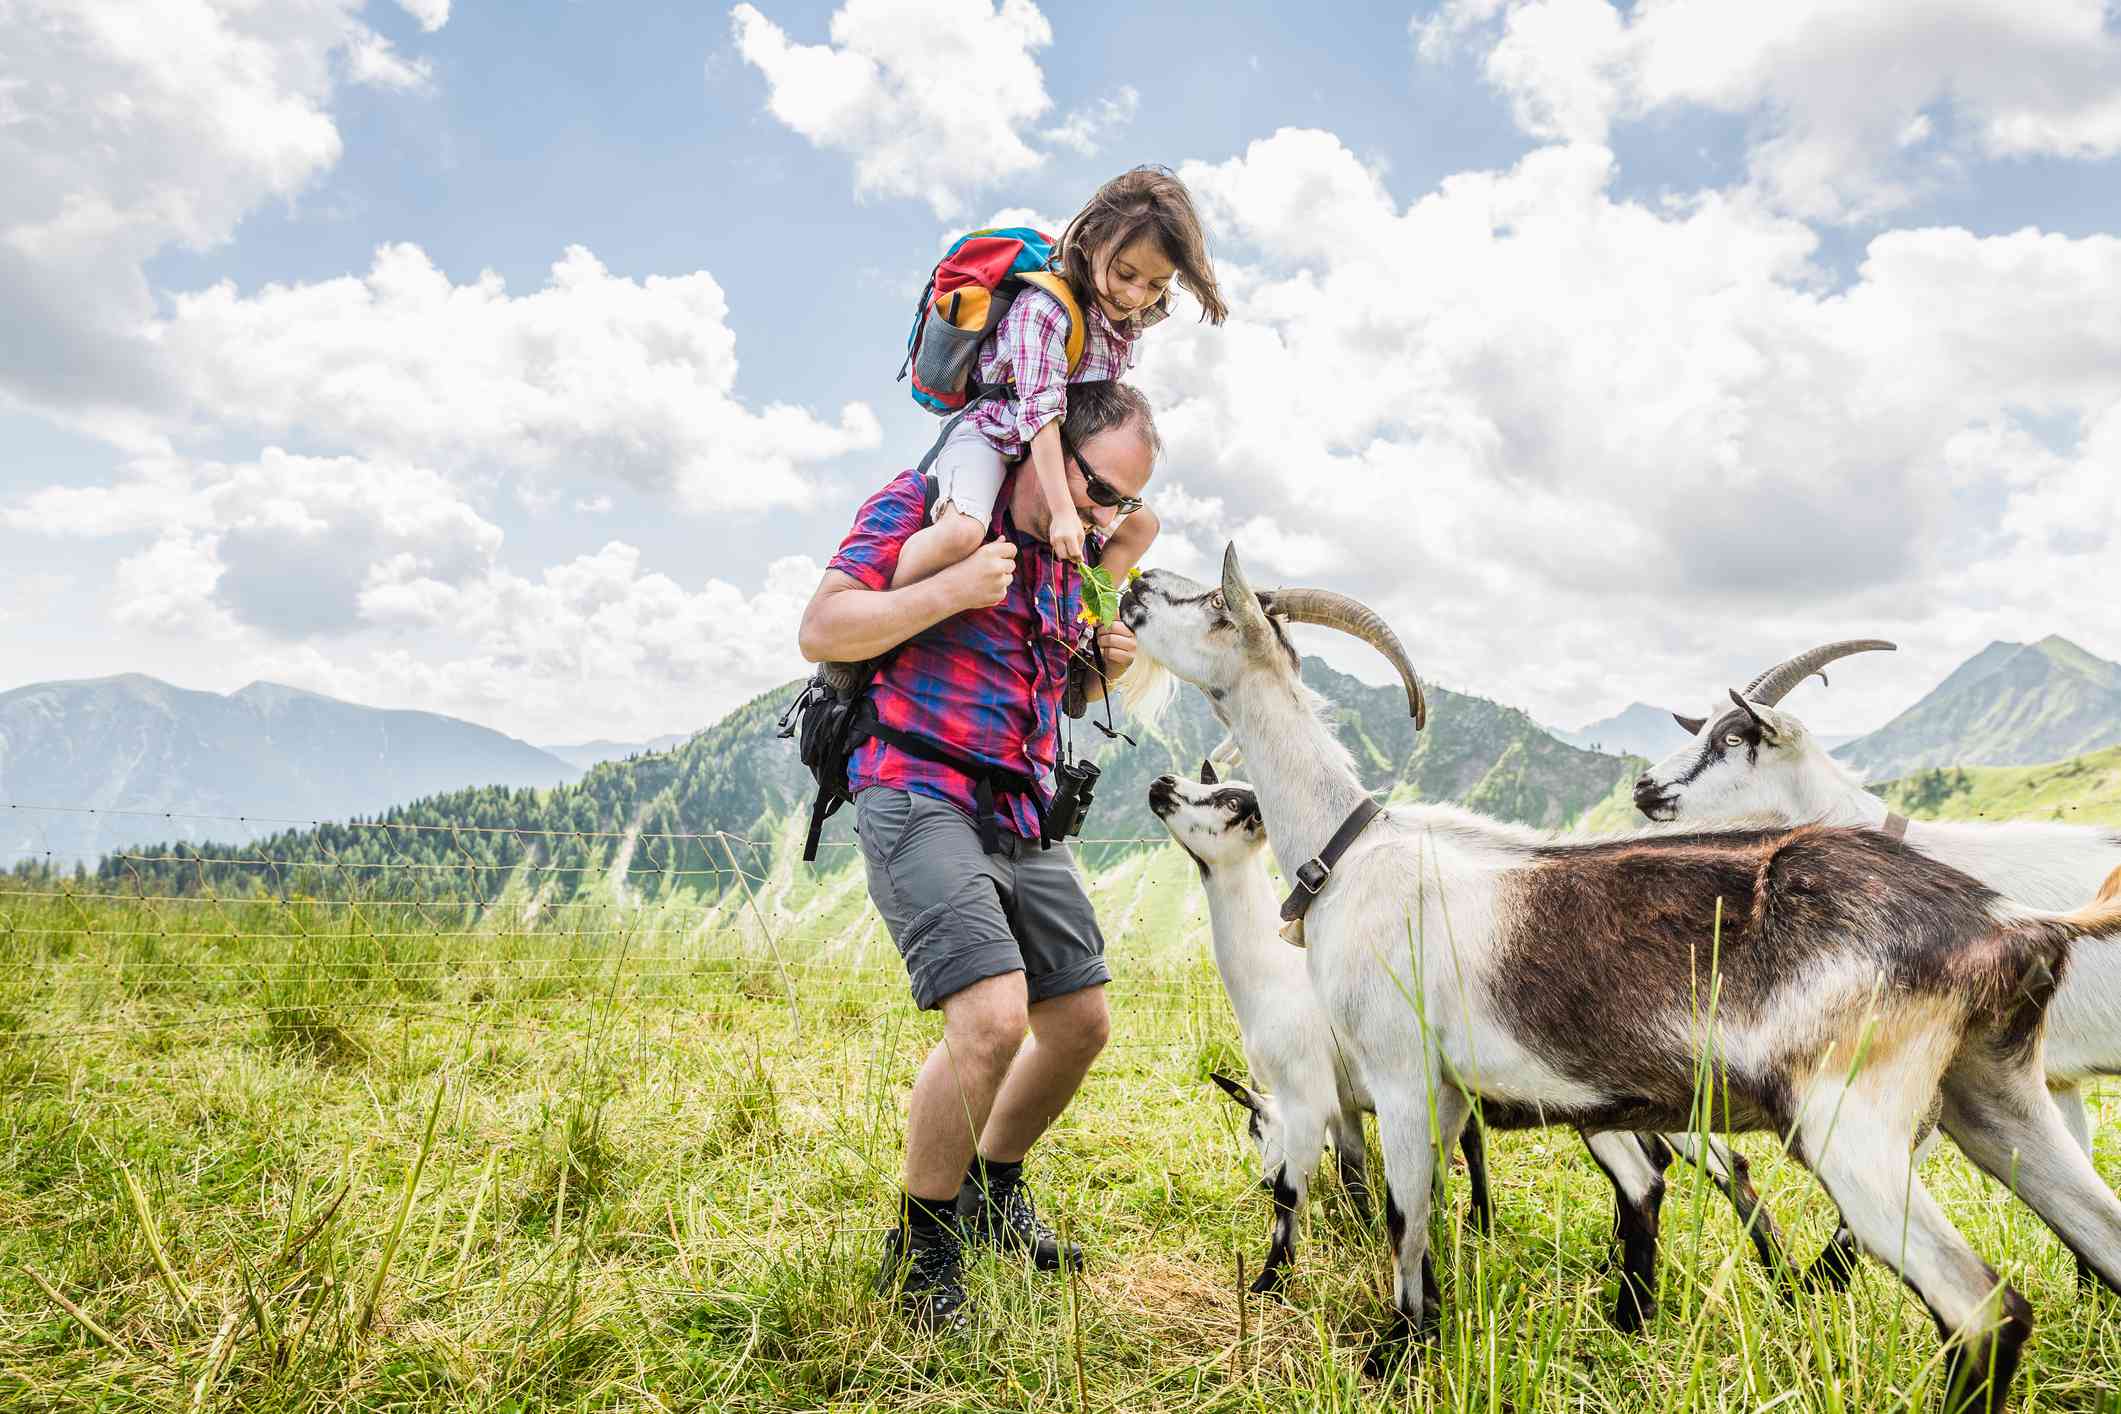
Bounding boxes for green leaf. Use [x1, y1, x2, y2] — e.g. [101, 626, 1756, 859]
[1079, 564, 1122, 627]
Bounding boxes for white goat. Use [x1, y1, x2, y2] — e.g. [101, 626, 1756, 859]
[1148, 763, 1378, 1292]
[1637, 639, 2121, 1284]
[1151, 761, 1782, 1329]
[1121, 548, 2121, 1409]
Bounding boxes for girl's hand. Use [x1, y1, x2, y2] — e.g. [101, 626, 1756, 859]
[1048, 506, 1087, 564]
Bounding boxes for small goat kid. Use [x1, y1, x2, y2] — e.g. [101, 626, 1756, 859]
[1121, 549, 2121, 1409]
[1149, 764, 1377, 1292]
[1638, 641, 2121, 1284]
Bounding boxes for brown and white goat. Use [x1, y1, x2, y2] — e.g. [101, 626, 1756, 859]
[1120, 547, 2121, 1409]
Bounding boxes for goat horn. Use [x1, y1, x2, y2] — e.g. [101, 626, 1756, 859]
[1742, 640, 1897, 707]
[1259, 588, 1428, 729]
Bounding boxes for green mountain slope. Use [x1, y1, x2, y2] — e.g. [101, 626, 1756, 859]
[1835, 635, 2121, 781]
[90, 659, 1636, 899]
[1871, 746, 2121, 829]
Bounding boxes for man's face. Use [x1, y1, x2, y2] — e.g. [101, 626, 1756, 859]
[1023, 422, 1154, 540]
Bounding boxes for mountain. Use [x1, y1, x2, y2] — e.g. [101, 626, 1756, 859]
[1869, 747, 2121, 829]
[1834, 636, 2121, 781]
[0, 675, 580, 869]
[1549, 703, 1691, 760]
[90, 658, 1637, 899]
[542, 733, 694, 770]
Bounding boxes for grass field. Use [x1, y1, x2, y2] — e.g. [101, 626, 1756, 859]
[4, 830, 2120, 1413]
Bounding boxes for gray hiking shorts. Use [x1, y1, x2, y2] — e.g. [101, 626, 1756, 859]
[853, 787, 1111, 1011]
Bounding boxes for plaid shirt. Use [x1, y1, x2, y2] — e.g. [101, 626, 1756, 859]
[828, 467, 1093, 840]
[967, 285, 1149, 456]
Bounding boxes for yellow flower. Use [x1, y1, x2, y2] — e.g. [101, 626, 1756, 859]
[1126, 566, 1143, 581]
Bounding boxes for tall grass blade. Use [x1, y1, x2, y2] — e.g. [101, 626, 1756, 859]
[118, 1162, 194, 1320]
[19, 1264, 134, 1357]
[359, 1071, 447, 1334]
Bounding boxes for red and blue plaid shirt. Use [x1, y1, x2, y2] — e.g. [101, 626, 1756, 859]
[828, 466, 1092, 841]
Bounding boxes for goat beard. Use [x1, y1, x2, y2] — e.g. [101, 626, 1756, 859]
[1112, 649, 1178, 727]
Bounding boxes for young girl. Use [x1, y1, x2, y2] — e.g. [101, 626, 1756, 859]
[889, 166, 1228, 588]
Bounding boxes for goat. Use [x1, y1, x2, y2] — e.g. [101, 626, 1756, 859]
[1148, 763, 1379, 1292]
[1120, 547, 2121, 1409]
[1638, 641, 2121, 1286]
[1153, 762, 1781, 1329]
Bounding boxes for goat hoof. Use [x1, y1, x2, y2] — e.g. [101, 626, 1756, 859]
[1610, 1291, 1653, 1335]
[1248, 1266, 1284, 1297]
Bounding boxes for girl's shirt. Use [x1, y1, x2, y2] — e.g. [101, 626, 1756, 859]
[967, 285, 1164, 457]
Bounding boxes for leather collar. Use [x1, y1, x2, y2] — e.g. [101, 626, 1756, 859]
[1279, 797, 1385, 947]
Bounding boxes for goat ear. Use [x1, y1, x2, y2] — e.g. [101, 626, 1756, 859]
[1726, 689, 1779, 741]
[1672, 712, 1706, 736]
[1199, 759, 1219, 785]
[1209, 1071, 1264, 1115]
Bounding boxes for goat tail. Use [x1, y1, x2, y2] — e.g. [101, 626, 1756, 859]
[1977, 881, 2121, 1059]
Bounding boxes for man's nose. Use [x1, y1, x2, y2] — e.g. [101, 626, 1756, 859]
[1086, 502, 1118, 529]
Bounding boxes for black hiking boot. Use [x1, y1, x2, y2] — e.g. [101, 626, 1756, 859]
[876, 1223, 970, 1331]
[957, 1171, 1083, 1272]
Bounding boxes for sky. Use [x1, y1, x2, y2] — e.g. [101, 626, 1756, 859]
[2, 0, 2118, 748]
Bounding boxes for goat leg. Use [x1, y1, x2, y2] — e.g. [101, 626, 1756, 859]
[1459, 1117, 1492, 1235]
[1584, 1131, 1666, 1333]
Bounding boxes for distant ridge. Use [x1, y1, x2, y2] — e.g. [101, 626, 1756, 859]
[1834, 636, 2121, 781]
[542, 733, 694, 770]
[1548, 702, 1692, 760]
[0, 674, 579, 868]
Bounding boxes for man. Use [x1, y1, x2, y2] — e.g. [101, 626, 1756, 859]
[796, 381, 1156, 1328]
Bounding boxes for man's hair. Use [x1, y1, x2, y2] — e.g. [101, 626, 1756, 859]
[1065, 380, 1161, 464]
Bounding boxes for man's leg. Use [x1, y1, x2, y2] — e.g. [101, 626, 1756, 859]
[904, 971, 1032, 1197]
[977, 984, 1111, 1163]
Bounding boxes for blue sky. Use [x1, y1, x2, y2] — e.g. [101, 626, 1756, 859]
[3, 0, 2119, 745]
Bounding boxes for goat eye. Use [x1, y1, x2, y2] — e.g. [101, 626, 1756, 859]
[1724, 733, 1744, 747]
[1208, 591, 1227, 612]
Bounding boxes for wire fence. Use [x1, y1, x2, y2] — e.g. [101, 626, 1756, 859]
[0, 797, 1235, 1052]
[6, 790, 2117, 1052]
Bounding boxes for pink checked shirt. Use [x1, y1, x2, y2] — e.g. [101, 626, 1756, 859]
[967, 286, 1152, 457]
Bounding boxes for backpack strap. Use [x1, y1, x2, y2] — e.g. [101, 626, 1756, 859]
[850, 702, 1047, 855]
[1015, 271, 1088, 377]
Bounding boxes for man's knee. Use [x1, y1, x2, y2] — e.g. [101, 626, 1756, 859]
[1034, 986, 1110, 1062]
[942, 975, 1030, 1070]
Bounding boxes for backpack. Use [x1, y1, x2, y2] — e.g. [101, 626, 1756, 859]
[899, 227, 1088, 415]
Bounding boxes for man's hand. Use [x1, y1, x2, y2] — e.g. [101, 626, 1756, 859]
[940, 538, 1018, 612]
[1094, 620, 1136, 678]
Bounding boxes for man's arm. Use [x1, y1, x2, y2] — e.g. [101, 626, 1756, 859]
[798, 541, 1018, 664]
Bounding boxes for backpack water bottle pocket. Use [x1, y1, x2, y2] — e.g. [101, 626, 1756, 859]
[910, 290, 1013, 414]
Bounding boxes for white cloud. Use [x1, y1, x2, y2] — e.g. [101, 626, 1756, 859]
[276, 549, 827, 742]
[1045, 86, 1140, 157]
[1419, 0, 2121, 221]
[730, 0, 1056, 217]
[156, 243, 881, 512]
[1143, 129, 2121, 733]
[0, 0, 441, 427]
[344, 27, 433, 90]
[394, 0, 450, 31]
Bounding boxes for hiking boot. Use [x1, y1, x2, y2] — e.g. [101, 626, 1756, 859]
[876, 1224, 970, 1331]
[957, 1172, 1083, 1272]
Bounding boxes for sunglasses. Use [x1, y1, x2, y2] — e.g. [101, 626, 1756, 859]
[1062, 437, 1146, 514]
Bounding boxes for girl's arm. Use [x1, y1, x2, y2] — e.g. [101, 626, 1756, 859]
[993, 290, 1084, 561]
[1026, 421, 1083, 563]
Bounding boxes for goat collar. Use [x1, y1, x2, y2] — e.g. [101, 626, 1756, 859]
[1883, 812, 1909, 841]
[1278, 797, 1384, 948]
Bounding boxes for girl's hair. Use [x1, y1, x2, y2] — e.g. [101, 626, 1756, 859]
[1058, 166, 1228, 326]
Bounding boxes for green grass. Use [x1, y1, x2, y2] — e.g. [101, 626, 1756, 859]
[4, 845, 2120, 1413]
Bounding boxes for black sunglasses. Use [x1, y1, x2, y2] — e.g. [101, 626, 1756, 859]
[1062, 437, 1145, 514]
